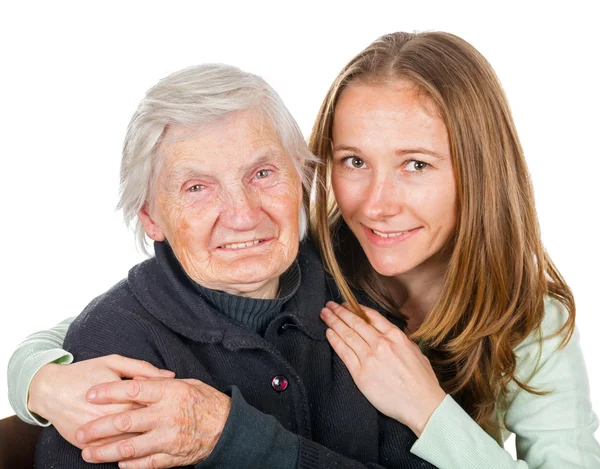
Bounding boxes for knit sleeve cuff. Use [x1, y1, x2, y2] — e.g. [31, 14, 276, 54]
[410, 395, 524, 469]
[195, 386, 299, 469]
[8, 349, 73, 426]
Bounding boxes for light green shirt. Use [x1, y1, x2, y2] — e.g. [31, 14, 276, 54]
[6, 298, 600, 468]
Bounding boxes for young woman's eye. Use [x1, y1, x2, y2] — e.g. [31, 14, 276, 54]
[406, 160, 429, 172]
[342, 156, 366, 169]
[187, 184, 204, 193]
[255, 169, 272, 180]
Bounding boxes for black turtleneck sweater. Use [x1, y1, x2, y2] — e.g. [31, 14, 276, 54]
[193, 259, 301, 335]
[35, 240, 438, 469]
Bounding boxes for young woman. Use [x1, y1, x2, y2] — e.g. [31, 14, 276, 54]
[7, 32, 600, 468]
[312, 31, 599, 468]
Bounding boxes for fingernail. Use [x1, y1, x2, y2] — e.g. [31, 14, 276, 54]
[75, 429, 85, 442]
[160, 369, 175, 376]
[326, 301, 337, 308]
[82, 448, 91, 461]
[87, 390, 97, 400]
[119, 462, 129, 469]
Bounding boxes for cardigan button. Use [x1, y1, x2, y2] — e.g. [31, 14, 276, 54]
[271, 375, 289, 392]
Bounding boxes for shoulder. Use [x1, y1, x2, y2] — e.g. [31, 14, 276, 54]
[65, 275, 165, 356]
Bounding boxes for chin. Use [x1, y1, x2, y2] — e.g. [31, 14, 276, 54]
[367, 254, 416, 278]
[227, 263, 282, 288]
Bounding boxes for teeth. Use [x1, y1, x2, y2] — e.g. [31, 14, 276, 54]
[222, 239, 262, 249]
[372, 229, 405, 238]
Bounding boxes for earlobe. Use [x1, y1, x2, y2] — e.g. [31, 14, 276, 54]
[139, 204, 166, 242]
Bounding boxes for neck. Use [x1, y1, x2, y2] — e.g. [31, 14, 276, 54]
[384, 254, 449, 334]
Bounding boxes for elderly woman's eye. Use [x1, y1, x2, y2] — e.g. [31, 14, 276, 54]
[406, 160, 429, 172]
[255, 169, 272, 179]
[188, 184, 204, 192]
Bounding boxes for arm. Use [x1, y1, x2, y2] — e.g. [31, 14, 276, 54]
[7, 317, 74, 425]
[411, 298, 600, 469]
[322, 300, 600, 469]
[6, 317, 174, 448]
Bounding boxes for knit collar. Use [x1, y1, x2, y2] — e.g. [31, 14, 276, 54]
[191, 261, 301, 334]
[127, 240, 333, 343]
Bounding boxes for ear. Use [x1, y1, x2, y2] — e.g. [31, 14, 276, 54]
[138, 203, 166, 242]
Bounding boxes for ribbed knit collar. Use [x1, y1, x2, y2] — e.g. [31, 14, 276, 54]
[128, 240, 332, 343]
[191, 261, 301, 334]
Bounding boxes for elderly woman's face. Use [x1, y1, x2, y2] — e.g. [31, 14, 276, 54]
[140, 110, 302, 297]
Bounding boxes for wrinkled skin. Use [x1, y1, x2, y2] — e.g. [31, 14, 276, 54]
[77, 378, 230, 468]
[140, 109, 303, 298]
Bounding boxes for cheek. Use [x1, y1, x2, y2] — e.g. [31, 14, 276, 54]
[162, 200, 217, 248]
[416, 175, 457, 231]
[332, 172, 363, 218]
[263, 179, 302, 221]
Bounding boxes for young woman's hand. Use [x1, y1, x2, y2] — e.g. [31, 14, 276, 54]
[28, 355, 175, 448]
[75, 378, 231, 468]
[321, 301, 446, 436]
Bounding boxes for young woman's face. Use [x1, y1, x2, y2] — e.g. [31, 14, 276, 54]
[331, 81, 457, 278]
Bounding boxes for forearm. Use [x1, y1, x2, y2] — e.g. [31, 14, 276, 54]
[411, 395, 528, 469]
[7, 317, 73, 425]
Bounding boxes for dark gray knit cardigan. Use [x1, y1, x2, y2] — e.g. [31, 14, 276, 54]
[35, 240, 438, 469]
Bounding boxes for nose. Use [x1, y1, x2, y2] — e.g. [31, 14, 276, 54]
[219, 185, 262, 231]
[362, 175, 402, 221]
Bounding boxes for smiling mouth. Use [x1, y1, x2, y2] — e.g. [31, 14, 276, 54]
[218, 239, 267, 250]
[371, 229, 409, 238]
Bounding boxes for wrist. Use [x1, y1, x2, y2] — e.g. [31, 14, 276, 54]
[409, 391, 446, 437]
[28, 362, 61, 419]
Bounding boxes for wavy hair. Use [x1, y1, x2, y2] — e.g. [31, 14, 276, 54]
[309, 31, 575, 425]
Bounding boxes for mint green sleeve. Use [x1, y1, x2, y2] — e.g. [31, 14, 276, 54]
[6, 317, 75, 426]
[410, 298, 600, 468]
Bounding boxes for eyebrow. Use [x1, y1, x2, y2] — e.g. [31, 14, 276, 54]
[167, 148, 284, 182]
[333, 144, 443, 159]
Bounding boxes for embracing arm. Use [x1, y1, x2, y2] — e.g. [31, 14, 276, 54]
[6, 315, 174, 450]
[322, 299, 600, 469]
[7, 317, 74, 425]
[411, 298, 600, 469]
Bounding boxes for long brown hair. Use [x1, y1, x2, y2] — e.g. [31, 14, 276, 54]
[308, 31, 575, 426]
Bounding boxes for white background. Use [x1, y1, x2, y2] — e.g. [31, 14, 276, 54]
[1, 0, 598, 455]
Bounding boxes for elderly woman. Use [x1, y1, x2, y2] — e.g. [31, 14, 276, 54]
[24, 64, 436, 469]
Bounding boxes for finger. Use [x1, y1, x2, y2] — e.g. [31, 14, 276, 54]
[76, 408, 156, 444]
[87, 378, 167, 404]
[325, 328, 361, 373]
[325, 301, 381, 347]
[105, 355, 175, 379]
[347, 303, 399, 335]
[82, 430, 165, 463]
[85, 433, 140, 447]
[321, 306, 371, 355]
[119, 453, 172, 469]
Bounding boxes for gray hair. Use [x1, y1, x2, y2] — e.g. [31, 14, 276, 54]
[118, 63, 316, 254]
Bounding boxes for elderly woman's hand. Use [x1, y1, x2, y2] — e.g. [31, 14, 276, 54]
[75, 377, 231, 468]
[28, 355, 175, 448]
[320, 301, 446, 437]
